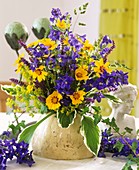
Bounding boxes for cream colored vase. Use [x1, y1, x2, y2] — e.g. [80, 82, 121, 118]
[31, 115, 93, 160]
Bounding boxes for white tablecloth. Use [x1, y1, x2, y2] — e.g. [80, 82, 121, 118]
[0, 113, 138, 170]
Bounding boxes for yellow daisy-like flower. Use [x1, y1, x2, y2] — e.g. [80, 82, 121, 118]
[14, 53, 24, 65]
[39, 38, 57, 50]
[63, 37, 69, 46]
[14, 53, 24, 73]
[26, 84, 33, 93]
[69, 90, 86, 105]
[46, 91, 63, 110]
[30, 66, 48, 82]
[27, 41, 38, 48]
[75, 67, 89, 81]
[56, 19, 70, 30]
[83, 40, 94, 52]
[94, 58, 111, 76]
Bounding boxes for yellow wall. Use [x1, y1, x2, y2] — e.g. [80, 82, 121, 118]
[99, 0, 139, 116]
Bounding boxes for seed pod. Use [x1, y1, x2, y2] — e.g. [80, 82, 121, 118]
[5, 22, 28, 51]
[32, 18, 50, 39]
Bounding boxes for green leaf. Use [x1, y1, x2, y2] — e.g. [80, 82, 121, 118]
[131, 141, 138, 153]
[93, 113, 102, 125]
[57, 110, 76, 128]
[78, 22, 86, 26]
[103, 93, 122, 103]
[114, 140, 124, 152]
[124, 127, 133, 134]
[80, 115, 101, 155]
[18, 112, 55, 143]
[1, 85, 16, 95]
[102, 118, 119, 133]
[92, 106, 101, 114]
[74, 9, 77, 15]
[122, 160, 135, 170]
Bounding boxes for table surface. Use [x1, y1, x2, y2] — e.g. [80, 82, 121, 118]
[0, 113, 138, 170]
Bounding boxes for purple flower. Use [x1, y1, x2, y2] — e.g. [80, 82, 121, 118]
[30, 58, 39, 71]
[83, 79, 94, 92]
[68, 34, 83, 51]
[55, 74, 74, 94]
[1, 131, 11, 137]
[50, 8, 62, 22]
[0, 138, 35, 169]
[93, 92, 105, 103]
[108, 70, 128, 87]
[98, 129, 139, 158]
[100, 48, 109, 57]
[60, 96, 72, 106]
[100, 35, 113, 48]
[48, 28, 61, 41]
[51, 8, 62, 18]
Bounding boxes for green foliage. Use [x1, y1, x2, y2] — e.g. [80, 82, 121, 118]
[57, 110, 76, 128]
[9, 120, 26, 137]
[103, 93, 122, 103]
[122, 154, 139, 170]
[74, 2, 89, 15]
[103, 117, 120, 133]
[78, 22, 86, 26]
[1, 85, 16, 95]
[114, 140, 124, 152]
[125, 127, 133, 134]
[92, 106, 101, 114]
[18, 112, 55, 143]
[131, 141, 138, 153]
[111, 61, 131, 70]
[80, 115, 101, 155]
[93, 113, 102, 126]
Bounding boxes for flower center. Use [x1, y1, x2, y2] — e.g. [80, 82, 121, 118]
[73, 92, 80, 100]
[51, 96, 59, 104]
[35, 69, 42, 75]
[100, 66, 105, 73]
[76, 72, 83, 78]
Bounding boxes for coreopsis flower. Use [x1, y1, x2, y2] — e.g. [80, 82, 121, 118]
[46, 91, 63, 110]
[30, 66, 48, 82]
[94, 58, 111, 76]
[75, 67, 89, 81]
[39, 38, 57, 50]
[82, 40, 94, 52]
[56, 19, 70, 30]
[69, 90, 86, 105]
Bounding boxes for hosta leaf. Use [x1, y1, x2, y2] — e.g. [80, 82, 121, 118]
[57, 110, 76, 128]
[1, 85, 16, 95]
[80, 115, 101, 155]
[18, 112, 54, 143]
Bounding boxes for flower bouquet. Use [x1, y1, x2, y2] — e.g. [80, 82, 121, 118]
[2, 4, 130, 162]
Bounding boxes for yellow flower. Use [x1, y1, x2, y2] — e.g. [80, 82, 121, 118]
[46, 91, 63, 110]
[63, 37, 69, 46]
[94, 58, 111, 76]
[83, 40, 94, 52]
[56, 19, 70, 30]
[30, 66, 48, 82]
[26, 84, 33, 93]
[39, 38, 57, 50]
[75, 67, 89, 81]
[27, 41, 38, 48]
[69, 90, 86, 105]
[14, 53, 24, 65]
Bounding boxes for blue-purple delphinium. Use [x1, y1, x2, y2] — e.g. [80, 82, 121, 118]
[98, 129, 139, 158]
[0, 131, 35, 170]
[55, 74, 74, 94]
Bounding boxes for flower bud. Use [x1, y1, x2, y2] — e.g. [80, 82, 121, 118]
[32, 18, 50, 39]
[4, 22, 28, 51]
